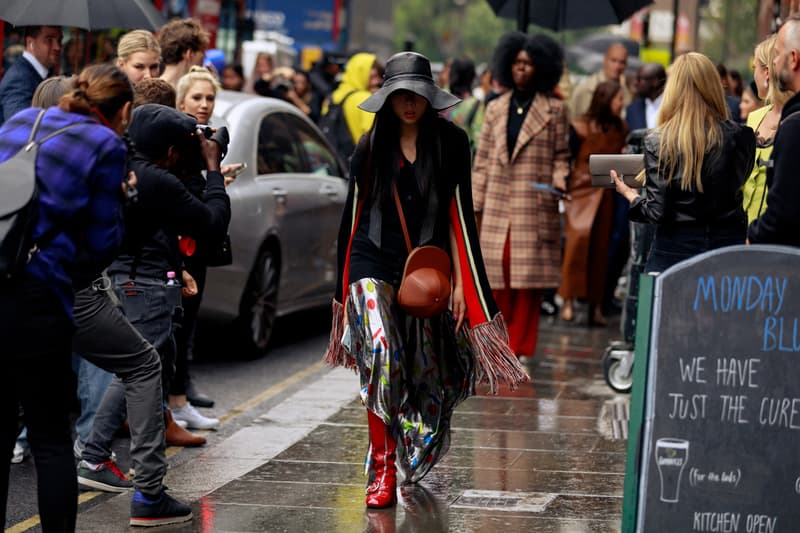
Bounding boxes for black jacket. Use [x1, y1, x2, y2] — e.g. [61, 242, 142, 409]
[629, 120, 755, 229]
[334, 118, 471, 300]
[748, 92, 800, 245]
[107, 154, 231, 280]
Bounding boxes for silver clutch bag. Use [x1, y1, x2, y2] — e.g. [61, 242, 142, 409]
[589, 154, 644, 188]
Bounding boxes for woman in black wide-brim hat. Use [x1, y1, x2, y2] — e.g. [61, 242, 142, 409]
[323, 51, 528, 508]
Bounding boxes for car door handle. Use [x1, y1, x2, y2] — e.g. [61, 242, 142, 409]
[318, 184, 339, 198]
[272, 187, 287, 205]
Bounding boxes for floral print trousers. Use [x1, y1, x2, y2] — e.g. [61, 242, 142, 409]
[345, 278, 475, 483]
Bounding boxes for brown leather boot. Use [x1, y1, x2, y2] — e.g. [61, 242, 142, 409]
[164, 410, 206, 447]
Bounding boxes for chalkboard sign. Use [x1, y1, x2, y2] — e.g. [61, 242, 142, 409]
[633, 245, 800, 532]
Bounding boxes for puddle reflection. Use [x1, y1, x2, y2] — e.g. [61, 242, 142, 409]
[363, 484, 447, 533]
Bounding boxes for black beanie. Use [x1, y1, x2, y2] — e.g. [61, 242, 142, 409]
[128, 104, 197, 159]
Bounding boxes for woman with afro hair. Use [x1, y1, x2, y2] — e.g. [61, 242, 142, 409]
[472, 31, 570, 359]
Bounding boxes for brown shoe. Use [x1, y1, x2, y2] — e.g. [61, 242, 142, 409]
[589, 306, 608, 327]
[165, 410, 206, 447]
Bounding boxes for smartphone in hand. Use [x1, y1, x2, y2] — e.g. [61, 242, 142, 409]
[222, 162, 247, 186]
[222, 162, 247, 178]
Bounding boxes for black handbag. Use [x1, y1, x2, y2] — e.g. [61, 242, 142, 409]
[204, 234, 233, 267]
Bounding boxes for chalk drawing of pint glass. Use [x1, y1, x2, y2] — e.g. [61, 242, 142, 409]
[655, 438, 689, 502]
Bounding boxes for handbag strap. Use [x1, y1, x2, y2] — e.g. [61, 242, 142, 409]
[392, 183, 413, 254]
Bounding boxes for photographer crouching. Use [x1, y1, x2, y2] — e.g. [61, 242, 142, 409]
[78, 104, 230, 521]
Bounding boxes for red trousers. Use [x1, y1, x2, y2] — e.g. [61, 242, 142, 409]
[492, 235, 542, 357]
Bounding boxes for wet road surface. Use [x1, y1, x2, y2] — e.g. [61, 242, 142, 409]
[11, 313, 629, 532]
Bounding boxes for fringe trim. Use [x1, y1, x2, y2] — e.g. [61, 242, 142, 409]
[467, 313, 530, 394]
[323, 299, 357, 370]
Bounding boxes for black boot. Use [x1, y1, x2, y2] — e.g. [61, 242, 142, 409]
[186, 380, 214, 408]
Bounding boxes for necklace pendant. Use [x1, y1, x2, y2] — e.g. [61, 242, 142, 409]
[516, 106, 524, 115]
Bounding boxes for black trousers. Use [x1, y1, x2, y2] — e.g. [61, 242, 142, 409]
[0, 277, 77, 533]
[170, 265, 206, 396]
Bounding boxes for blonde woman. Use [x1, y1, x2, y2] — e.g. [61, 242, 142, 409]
[612, 53, 755, 273]
[742, 35, 795, 223]
[165, 66, 225, 430]
[176, 65, 219, 126]
[116, 29, 161, 84]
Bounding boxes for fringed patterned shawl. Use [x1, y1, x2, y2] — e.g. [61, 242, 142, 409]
[323, 119, 528, 393]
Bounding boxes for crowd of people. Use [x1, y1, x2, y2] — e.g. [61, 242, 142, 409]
[3, 9, 800, 529]
[323, 20, 800, 512]
[0, 18, 235, 530]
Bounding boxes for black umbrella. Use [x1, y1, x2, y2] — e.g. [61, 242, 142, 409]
[487, 0, 653, 32]
[0, 0, 166, 31]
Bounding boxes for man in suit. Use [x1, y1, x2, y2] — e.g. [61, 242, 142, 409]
[626, 63, 667, 131]
[0, 26, 63, 127]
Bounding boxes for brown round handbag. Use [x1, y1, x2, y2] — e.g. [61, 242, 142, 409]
[392, 184, 451, 318]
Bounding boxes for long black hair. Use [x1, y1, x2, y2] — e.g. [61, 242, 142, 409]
[492, 31, 563, 94]
[360, 95, 442, 210]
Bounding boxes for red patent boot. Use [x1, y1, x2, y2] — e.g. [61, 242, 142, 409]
[365, 410, 397, 508]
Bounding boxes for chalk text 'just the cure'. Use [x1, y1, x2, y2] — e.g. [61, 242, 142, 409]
[671, 356, 800, 429]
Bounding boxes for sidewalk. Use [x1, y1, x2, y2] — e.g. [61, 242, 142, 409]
[75, 316, 628, 532]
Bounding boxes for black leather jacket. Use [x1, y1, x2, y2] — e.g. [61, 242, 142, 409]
[629, 120, 755, 228]
[748, 92, 800, 245]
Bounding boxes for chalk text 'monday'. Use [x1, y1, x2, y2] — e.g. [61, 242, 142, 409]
[693, 276, 786, 315]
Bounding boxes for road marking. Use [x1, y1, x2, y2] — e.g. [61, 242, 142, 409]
[7, 360, 330, 532]
[217, 360, 327, 424]
[6, 491, 101, 533]
[163, 361, 328, 457]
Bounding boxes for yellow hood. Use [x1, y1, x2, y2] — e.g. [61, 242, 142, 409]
[332, 53, 376, 104]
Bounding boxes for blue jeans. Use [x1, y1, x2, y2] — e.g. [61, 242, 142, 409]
[646, 223, 745, 274]
[14, 427, 27, 449]
[70, 355, 113, 447]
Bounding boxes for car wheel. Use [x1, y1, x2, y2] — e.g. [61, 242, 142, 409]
[237, 246, 279, 358]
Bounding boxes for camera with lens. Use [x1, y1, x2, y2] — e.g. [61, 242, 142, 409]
[194, 125, 229, 157]
[182, 125, 230, 175]
[124, 174, 139, 206]
[269, 76, 292, 96]
[195, 124, 214, 139]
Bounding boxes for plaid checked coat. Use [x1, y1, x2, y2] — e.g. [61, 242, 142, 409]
[472, 92, 570, 289]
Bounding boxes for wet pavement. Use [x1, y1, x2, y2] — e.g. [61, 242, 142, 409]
[74, 314, 628, 532]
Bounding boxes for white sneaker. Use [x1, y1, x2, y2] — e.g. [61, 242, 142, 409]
[175, 419, 189, 429]
[170, 404, 219, 430]
[11, 442, 29, 464]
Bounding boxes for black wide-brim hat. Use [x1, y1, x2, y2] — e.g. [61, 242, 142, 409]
[359, 51, 461, 113]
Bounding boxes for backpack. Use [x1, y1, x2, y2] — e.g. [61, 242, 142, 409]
[0, 109, 81, 280]
[319, 90, 357, 164]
